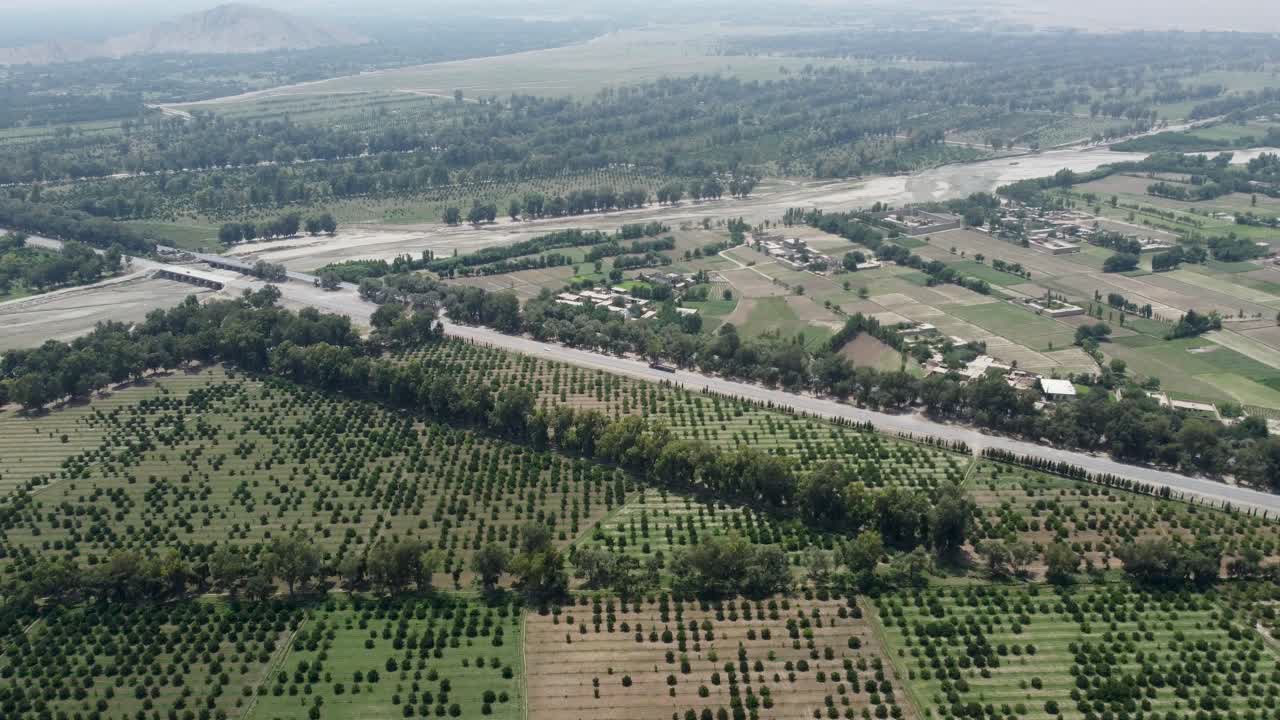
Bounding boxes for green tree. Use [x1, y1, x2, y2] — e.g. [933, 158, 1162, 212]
[929, 483, 973, 558]
[471, 543, 510, 592]
[264, 533, 321, 596]
[1043, 543, 1080, 584]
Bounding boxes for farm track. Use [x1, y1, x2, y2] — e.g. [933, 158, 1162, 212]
[241, 616, 308, 720]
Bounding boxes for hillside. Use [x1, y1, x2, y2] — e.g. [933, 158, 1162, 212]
[0, 3, 369, 65]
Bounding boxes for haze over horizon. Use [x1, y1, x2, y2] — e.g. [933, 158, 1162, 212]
[0, 0, 1277, 42]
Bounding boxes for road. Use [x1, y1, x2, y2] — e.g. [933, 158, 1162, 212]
[438, 320, 1280, 515]
[9, 233, 1280, 513]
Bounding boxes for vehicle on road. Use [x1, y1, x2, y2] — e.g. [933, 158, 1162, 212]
[648, 361, 677, 373]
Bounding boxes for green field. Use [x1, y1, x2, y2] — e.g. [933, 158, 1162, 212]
[251, 597, 523, 720]
[946, 261, 1030, 287]
[878, 585, 1280, 720]
[948, 302, 1077, 351]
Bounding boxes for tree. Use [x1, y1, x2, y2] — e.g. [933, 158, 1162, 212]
[442, 207, 461, 225]
[218, 223, 243, 245]
[1117, 537, 1221, 588]
[318, 212, 337, 235]
[1043, 543, 1080, 584]
[874, 487, 929, 549]
[839, 530, 884, 590]
[929, 483, 973, 558]
[264, 533, 321, 596]
[797, 462, 855, 531]
[337, 554, 364, 591]
[209, 545, 247, 597]
[471, 543, 510, 592]
[368, 539, 435, 594]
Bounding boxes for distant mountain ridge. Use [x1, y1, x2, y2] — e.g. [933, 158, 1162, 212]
[0, 3, 370, 66]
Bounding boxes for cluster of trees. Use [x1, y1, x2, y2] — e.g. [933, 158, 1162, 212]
[0, 233, 123, 295]
[653, 177, 758, 204]
[1206, 233, 1267, 262]
[1003, 150, 1279, 209]
[0, 287, 364, 411]
[0, 196, 154, 254]
[1101, 253, 1139, 273]
[1151, 247, 1185, 272]
[425, 229, 610, 276]
[218, 212, 336, 245]
[1166, 308, 1222, 340]
[1117, 538, 1223, 589]
[1147, 180, 1227, 202]
[1104, 292, 1155, 318]
[469, 522, 568, 600]
[0, 17, 601, 133]
[802, 209, 991, 294]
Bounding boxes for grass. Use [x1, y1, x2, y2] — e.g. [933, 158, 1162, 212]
[122, 219, 219, 251]
[946, 261, 1031, 287]
[947, 302, 1077, 351]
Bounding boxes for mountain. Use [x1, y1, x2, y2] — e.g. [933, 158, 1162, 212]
[0, 4, 370, 66]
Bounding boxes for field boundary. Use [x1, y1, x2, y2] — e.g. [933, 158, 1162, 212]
[242, 615, 308, 720]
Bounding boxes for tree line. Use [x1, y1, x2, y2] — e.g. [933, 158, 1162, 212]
[0, 196, 154, 255]
[218, 212, 338, 246]
[354, 271, 1280, 489]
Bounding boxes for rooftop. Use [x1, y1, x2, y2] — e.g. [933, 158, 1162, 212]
[1040, 378, 1077, 397]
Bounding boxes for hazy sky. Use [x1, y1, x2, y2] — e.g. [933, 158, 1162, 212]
[0, 0, 1277, 38]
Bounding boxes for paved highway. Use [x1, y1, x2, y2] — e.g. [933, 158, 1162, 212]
[10, 235, 1280, 514]
[439, 320, 1280, 515]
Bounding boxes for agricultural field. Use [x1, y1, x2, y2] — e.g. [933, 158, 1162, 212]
[966, 462, 1280, 577]
[877, 584, 1280, 720]
[174, 26, 942, 112]
[0, 364, 626, 584]
[0, 599, 298, 720]
[0, 595, 523, 720]
[251, 596, 523, 720]
[524, 595, 912, 720]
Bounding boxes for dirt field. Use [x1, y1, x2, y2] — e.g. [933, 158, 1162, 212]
[0, 275, 213, 351]
[840, 333, 906, 371]
[524, 597, 915, 720]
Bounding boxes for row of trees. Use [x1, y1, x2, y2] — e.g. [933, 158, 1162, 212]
[6, 517, 569, 613]
[0, 195, 154, 254]
[356, 270, 1280, 488]
[218, 212, 338, 245]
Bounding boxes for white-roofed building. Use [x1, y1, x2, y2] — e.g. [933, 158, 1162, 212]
[1039, 378, 1077, 398]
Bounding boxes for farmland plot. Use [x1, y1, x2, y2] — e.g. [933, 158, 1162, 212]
[251, 596, 523, 720]
[0, 600, 296, 720]
[877, 585, 1280, 720]
[967, 463, 1280, 577]
[0, 372, 622, 583]
[525, 595, 914, 720]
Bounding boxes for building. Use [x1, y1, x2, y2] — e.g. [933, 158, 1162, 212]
[1039, 378, 1077, 399]
[875, 208, 963, 236]
[1028, 237, 1082, 255]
